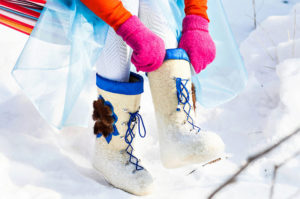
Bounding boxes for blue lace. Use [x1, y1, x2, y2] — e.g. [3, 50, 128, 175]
[175, 78, 201, 133]
[124, 110, 146, 171]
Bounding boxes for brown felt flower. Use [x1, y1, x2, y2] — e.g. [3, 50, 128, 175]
[93, 98, 115, 137]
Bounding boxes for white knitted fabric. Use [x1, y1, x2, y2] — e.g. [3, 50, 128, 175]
[138, 0, 178, 49]
[148, 59, 225, 168]
[93, 84, 153, 195]
[95, 0, 139, 82]
[95, 0, 177, 82]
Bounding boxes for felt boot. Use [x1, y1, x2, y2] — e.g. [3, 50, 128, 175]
[92, 72, 153, 195]
[148, 49, 225, 168]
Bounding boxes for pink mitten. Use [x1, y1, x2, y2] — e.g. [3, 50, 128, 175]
[179, 15, 216, 74]
[116, 16, 165, 72]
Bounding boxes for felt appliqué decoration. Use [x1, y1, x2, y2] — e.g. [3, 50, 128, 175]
[93, 95, 119, 144]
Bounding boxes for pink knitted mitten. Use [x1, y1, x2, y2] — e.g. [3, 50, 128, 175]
[116, 16, 165, 72]
[179, 15, 216, 74]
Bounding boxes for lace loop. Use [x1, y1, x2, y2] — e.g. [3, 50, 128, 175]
[176, 78, 190, 105]
[124, 110, 146, 171]
[175, 78, 201, 133]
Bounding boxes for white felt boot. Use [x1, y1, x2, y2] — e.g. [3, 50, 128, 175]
[148, 49, 225, 168]
[92, 73, 153, 195]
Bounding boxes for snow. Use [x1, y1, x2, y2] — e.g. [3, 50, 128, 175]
[222, 0, 300, 43]
[1, 0, 300, 199]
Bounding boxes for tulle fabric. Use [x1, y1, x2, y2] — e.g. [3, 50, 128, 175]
[196, 0, 247, 107]
[12, 0, 109, 128]
[12, 0, 247, 129]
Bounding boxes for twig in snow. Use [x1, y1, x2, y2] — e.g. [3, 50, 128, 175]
[263, 65, 276, 70]
[202, 158, 222, 167]
[255, 21, 278, 48]
[256, 21, 280, 64]
[269, 165, 279, 199]
[252, 0, 257, 28]
[207, 127, 300, 199]
[256, 37, 277, 63]
[269, 150, 300, 199]
[244, 15, 279, 64]
[292, 9, 297, 58]
[187, 157, 228, 175]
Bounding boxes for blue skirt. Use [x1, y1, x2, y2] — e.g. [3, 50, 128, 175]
[12, 0, 247, 129]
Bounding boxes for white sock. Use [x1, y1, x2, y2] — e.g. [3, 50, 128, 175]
[139, 0, 178, 49]
[95, 0, 139, 83]
[95, 0, 177, 83]
[95, 28, 131, 82]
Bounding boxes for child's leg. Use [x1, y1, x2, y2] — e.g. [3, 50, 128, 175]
[138, 0, 178, 49]
[95, 0, 139, 82]
[92, 1, 154, 195]
[95, 29, 130, 82]
[140, 1, 225, 168]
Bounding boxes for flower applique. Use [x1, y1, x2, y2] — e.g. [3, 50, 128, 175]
[93, 95, 119, 143]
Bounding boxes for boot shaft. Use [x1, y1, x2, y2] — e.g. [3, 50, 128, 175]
[148, 49, 195, 129]
[94, 72, 144, 152]
[148, 49, 224, 168]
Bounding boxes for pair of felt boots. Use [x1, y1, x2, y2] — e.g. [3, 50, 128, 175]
[92, 49, 225, 195]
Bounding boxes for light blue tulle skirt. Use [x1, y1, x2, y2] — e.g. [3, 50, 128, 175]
[12, 0, 247, 129]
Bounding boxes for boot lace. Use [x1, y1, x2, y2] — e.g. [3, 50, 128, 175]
[175, 78, 201, 133]
[124, 109, 146, 171]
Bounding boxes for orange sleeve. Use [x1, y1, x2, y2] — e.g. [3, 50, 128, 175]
[184, 0, 209, 21]
[80, 0, 132, 31]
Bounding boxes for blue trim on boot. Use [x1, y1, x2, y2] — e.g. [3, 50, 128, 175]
[164, 48, 190, 62]
[96, 72, 144, 95]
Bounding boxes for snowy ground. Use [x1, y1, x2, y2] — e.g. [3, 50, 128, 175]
[1, 1, 300, 199]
